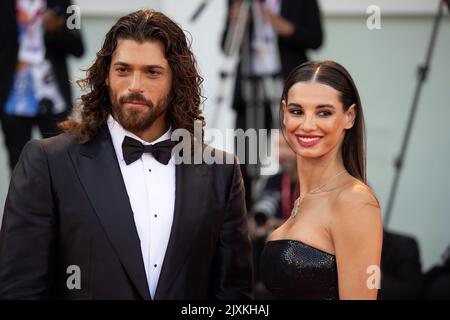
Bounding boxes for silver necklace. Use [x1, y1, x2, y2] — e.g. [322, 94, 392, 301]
[291, 170, 346, 218]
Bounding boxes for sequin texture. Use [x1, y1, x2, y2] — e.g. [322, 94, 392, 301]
[260, 239, 339, 300]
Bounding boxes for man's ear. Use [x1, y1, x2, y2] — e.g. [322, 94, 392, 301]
[345, 103, 356, 129]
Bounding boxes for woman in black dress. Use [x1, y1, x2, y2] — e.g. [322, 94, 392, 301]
[260, 61, 382, 299]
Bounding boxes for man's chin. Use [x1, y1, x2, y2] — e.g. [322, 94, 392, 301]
[112, 100, 167, 132]
[123, 120, 154, 132]
[124, 107, 150, 118]
[116, 111, 152, 132]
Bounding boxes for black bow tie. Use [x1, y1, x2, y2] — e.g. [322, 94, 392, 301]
[122, 136, 176, 165]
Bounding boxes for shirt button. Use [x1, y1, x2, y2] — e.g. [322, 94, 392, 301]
[148, 169, 152, 172]
[154, 214, 157, 218]
[154, 264, 157, 268]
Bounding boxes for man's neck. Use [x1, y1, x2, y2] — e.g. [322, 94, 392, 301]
[111, 113, 170, 143]
[133, 120, 169, 143]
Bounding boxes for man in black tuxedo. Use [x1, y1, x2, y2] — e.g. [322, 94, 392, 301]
[0, 10, 254, 300]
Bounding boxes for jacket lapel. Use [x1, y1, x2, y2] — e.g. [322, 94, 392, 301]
[69, 126, 151, 300]
[154, 162, 210, 299]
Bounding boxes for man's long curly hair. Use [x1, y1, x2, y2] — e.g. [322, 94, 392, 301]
[59, 10, 205, 143]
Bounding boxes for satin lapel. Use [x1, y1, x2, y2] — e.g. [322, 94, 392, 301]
[154, 162, 210, 299]
[69, 126, 151, 300]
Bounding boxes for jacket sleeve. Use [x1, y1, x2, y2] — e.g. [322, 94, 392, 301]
[279, 0, 323, 51]
[0, 140, 56, 299]
[209, 157, 255, 299]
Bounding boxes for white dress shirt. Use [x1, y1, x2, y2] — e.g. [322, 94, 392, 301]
[107, 115, 176, 298]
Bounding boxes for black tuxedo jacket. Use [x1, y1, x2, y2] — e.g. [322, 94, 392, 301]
[0, 126, 254, 299]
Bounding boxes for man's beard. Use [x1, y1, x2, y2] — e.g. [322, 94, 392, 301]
[109, 90, 170, 133]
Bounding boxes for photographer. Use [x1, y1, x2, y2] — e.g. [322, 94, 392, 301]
[221, 0, 323, 209]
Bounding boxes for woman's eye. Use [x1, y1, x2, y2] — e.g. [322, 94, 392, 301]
[318, 110, 333, 117]
[289, 109, 303, 116]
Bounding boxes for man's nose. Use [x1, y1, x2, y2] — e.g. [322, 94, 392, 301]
[128, 72, 144, 93]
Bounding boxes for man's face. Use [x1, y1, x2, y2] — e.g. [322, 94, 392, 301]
[107, 38, 173, 133]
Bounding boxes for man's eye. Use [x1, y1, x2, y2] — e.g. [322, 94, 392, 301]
[116, 67, 128, 73]
[147, 70, 160, 76]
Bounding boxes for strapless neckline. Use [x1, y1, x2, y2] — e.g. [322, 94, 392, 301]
[266, 239, 335, 257]
[260, 239, 339, 299]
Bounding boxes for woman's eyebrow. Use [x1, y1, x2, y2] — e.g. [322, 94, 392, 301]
[316, 104, 335, 109]
[287, 102, 335, 109]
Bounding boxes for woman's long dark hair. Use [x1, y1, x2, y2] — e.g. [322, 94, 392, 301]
[281, 60, 366, 183]
[59, 10, 204, 143]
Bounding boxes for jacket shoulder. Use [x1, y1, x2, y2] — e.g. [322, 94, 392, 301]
[202, 145, 238, 165]
[202, 145, 242, 187]
[35, 132, 80, 156]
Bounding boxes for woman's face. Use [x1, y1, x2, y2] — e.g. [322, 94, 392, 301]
[282, 81, 355, 160]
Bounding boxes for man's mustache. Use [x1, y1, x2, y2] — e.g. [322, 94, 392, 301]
[119, 93, 153, 107]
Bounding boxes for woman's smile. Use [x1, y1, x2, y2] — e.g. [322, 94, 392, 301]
[295, 134, 323, 148]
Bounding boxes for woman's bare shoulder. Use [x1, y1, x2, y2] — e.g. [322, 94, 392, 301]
[334, 177, 380, 211]
[329, 178, 382, 232]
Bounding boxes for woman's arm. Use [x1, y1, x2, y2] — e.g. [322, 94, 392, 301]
[331, 187, 383, 300]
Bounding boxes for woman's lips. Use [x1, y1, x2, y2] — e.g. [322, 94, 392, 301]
[295, 135, 322, 148]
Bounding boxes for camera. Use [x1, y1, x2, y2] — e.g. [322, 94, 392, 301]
[251, 191, 280, 226]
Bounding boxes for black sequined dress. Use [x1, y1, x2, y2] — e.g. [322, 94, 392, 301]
[260, 239, 339, 300]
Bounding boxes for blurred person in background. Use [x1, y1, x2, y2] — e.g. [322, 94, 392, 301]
[422, 242, 450, 299]
[0, 0, 84, 172]
[221, 0, 323, 210]
[378, 230, 422, 300]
